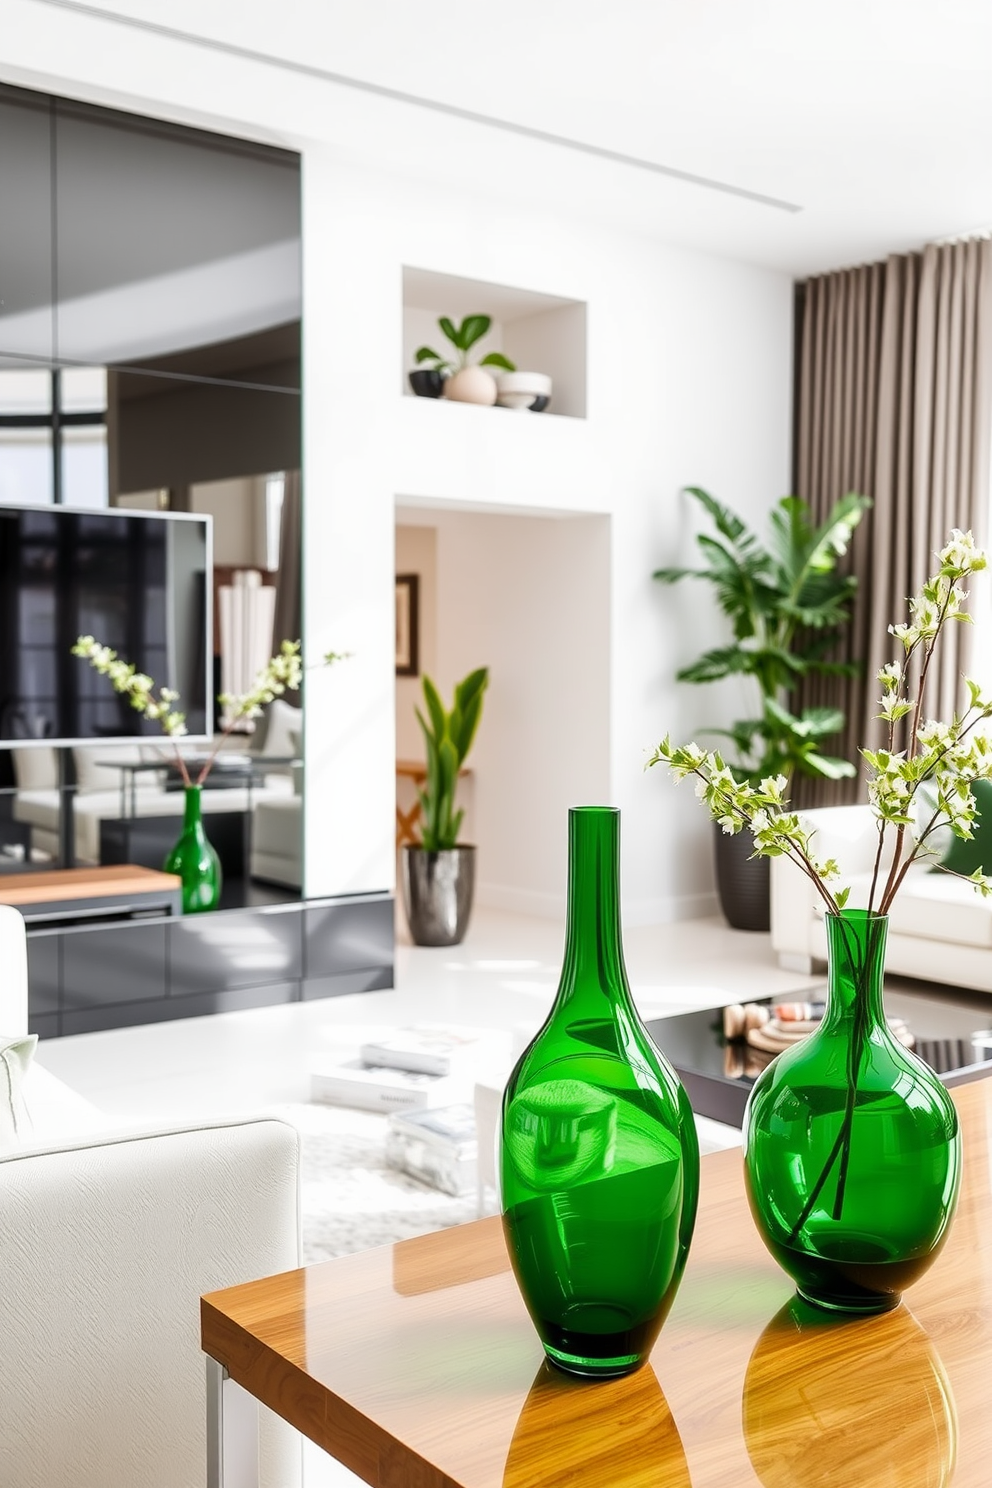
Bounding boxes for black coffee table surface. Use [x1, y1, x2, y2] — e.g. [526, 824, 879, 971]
[647, 990, 992, 1128]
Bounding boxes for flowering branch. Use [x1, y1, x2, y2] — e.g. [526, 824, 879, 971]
[73, 637, 348, 788]
[72, 636, 194, 784]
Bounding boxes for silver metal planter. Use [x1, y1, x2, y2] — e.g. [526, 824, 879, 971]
[400, 845, 476, 946]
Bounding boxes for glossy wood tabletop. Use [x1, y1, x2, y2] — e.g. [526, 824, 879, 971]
[0, 863, 182, 904]
[202, 1075, 992, 1488]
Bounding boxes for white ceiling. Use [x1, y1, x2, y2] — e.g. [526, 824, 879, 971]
[30, 0, 992, 275]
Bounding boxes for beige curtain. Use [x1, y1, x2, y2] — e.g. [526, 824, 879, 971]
[272, 468, 302, 708]
[794, 238, 992, 805]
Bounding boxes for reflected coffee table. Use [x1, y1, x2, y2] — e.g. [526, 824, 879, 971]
[201, 1074, 992, 1488]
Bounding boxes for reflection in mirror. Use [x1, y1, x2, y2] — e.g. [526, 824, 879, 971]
[0, 506, 209, 743]
[54, 99, 301, 371]
[0, 85, 53, 367]
[0, 83, 303, 915]
[503, 1361, 691, 1488]
[0, 366, 107, 509]
[743, 1296, 957, 1488]
[0, 370, 53, 506]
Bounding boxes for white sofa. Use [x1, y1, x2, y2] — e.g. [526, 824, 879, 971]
[0, 905, 302, 1487]
[250, 762, 304, 889]
[771, 803, 992, 993]
[11, 742, 294, 865]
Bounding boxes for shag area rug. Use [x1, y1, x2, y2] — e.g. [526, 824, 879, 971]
[271, 1101, 484, 1264]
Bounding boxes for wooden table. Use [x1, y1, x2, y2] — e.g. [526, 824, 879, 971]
[395, 760, 472, 848]
[202, 1075, 992, 1487]
[0, 864, 183, 922]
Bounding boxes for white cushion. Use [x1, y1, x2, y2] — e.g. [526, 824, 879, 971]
[12, 789, 62, 832]
[888, 866, 992, 949]
[818, 864, 992, 949]
[0, 906, 29, 1036]
[255, 697, 302, 760]
[0, 1033, 37, 1152]
[11, 747, 58, 791]
[73, 743, 149, 793]
[253, 796, 302, 857]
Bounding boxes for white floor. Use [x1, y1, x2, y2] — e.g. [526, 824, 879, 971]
[34, 905, 824, 1127]
[33, 904, 826, 1488]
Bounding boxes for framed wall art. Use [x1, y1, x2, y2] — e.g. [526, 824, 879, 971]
[395, 573, 420, 677]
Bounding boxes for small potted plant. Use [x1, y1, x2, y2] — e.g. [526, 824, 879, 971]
[401, 666, 489, 945]
[410, 316, 514, 405]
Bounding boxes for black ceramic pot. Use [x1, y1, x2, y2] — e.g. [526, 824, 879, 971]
[400, 845, 476, 945]
[713, 822, 770, 932]
[408, 369, 445, 398]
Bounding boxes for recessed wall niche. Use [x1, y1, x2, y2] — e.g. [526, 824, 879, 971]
[402, 267, 587, 419]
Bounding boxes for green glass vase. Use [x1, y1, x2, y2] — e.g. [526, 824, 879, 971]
[163, 785, 222, 914]
[743, 910, 961, 1314]
[499, 807, 700, 1379]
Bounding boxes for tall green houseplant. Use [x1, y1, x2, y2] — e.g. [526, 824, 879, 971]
[415, 667, 489, 850]
[654, 487, 871, 788]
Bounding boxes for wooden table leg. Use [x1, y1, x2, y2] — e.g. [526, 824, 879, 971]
[395, 800, 422, 848]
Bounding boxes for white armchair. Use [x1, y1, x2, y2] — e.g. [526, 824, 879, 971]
[771, 804, 992, 994]
[0, 905, 302, 1488]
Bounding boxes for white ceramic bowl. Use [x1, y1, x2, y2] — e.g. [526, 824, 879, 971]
[495, 370, 552, 410]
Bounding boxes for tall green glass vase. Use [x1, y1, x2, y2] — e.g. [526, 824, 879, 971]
[500, 807, 700, 1379]
[744, 909, 961, 1314]
[163, 785, 222, 914]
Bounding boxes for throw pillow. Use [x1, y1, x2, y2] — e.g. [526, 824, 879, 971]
[256, 698, 302, 761]
[73, 743, 148, 794]
[0, 1033, 39, 1153]
[11, 747, 58, 791]
[940, 778, 992, 877]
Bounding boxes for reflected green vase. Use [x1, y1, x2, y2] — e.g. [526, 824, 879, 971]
[163, 785, 222, 914]
[499, 807, 700, 1379]
[743, 910, 961, 1314]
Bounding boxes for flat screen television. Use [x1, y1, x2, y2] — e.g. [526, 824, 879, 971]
[0, 504, 212, 746]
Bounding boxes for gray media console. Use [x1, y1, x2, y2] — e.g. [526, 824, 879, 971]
[25, 892, 395, 1038]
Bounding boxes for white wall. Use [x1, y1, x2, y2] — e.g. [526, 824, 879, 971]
[430, 506, 611, 916]
[1, 9, 793, 920]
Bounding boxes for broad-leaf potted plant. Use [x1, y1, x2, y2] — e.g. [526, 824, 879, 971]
[647, 529, 989, 1317]
[411, 315, 514, 405]
[654, 486, 870, 928]
[401, 666, 489, 945]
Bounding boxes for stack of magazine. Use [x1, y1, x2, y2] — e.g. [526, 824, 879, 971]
[385, 1103, 479, 1196]
[310, 1024, 490, 1114]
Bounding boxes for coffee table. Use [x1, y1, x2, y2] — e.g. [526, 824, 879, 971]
[201, 1072, 992, 1487]
[649, 991, 992, 1126]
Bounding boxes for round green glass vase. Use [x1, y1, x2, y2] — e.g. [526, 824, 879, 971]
[163, 785, 222, 914]
[743, 909, 961, 1315]
[499, 806, 700, 1379]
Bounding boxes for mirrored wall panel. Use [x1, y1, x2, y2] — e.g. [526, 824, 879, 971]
[0, 87, 54, 368]
[0, 83, 303, 908]
[53, 99, 301, 375]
